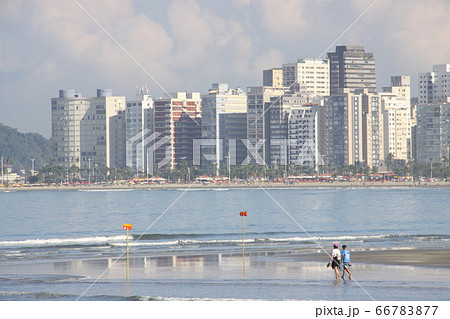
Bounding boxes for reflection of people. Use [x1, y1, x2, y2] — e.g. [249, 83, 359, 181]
[341, 245, 352, 280]
[329, 244, 341, 280]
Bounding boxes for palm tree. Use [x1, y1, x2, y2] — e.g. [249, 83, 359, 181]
[385, 153, 394, 171]
[69, 165, 80, 183]
[442, 155, 449, 168]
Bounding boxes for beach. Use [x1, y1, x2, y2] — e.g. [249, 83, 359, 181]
[3, 247, 448, 277]
[1, 247, 448, 301]
[2, 180, 450, 192]
[346, 248, 450, 268]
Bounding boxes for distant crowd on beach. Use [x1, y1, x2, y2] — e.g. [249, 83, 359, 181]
[2, 178, 450, 190]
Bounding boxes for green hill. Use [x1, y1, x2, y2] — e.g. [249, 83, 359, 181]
[0, 123, 52, 172]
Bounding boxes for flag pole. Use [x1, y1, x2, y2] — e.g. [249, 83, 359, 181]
[122, 224, 133, 281]
[126, 227, 129, 281]
[240, 212, 247, 277]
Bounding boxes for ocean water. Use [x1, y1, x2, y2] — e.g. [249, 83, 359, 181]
[0, 187, 449, 301]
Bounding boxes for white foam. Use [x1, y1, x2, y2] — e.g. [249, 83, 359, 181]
[143, 296, 267, 301]
[112, 240, 180, 247]
[79, 189, 132, 192]
[110, 234, 392, 248]
[0, 233, 396, 249]
[0, 235, 127, 247]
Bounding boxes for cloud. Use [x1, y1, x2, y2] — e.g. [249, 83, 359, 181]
[166, 0, 287, 87]
[253, 49, 285, 71]
[258, 0, 307, 36]
[167, 0, 214, 66]
[342, 0, 450, 88]
[381, 0, 450, 69]
[0, 42, 22, 71]
[2, 0, 449, 137]
[230, 0, 251, 7]
[0, 0, 25, 18]
[28, 0, 175, 90]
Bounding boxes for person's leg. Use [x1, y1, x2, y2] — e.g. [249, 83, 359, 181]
[346, 267, 352, 279]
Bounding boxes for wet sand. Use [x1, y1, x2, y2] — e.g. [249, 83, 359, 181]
[349, 249, 450, 268]
[306, 248, 450, 269]
[1, 248, 448, 280]
[2, 247, 449, 301]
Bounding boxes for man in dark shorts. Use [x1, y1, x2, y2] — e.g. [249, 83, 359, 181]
[341, 244, 352, 280]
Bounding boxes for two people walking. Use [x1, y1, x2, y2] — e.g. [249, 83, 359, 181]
[328, 244, 352, 280]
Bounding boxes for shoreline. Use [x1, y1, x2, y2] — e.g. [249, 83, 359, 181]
[305, 248, 450, 269]
[2, 181, 450, 191]
[2, 248, 448, 270]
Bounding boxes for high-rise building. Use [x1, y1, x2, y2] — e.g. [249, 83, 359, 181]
[328, 45, 376, 94]
[416, 102, 450, 164]
[51, 89, 126, 170]
[410, 97, 419, 160]
[201, 83, 247, 171]
[268, 83, 311, 167]
[125, 86, 154, 173]
[282, 58, 330, 98]
[263, 68, 283, 88]
[380, 94, 411, 162]
[219, 113, 248, 167]
[383, 76, 411, 102]
[153, 92, 202, 170]
[246, 85, 288, 165]
[418, 64, 450, 104]
[288, 103, 320, 168]
[110, 109, 126, 169]
[323, 89, 383, 168]
[380, 76, 412, 162]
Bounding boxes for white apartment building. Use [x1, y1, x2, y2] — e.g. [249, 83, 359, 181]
[268, 83, 315, 167]
[288, 104, 320, 168]
[380, 94, 411, 161]
[282, 58, 330, 98]
[418, 64, 450, 104]
[201, 83, 247, 170]
[389, 76, 411, 101]
[416, 102, 450, 164]
[381, 76, 412, 162]
[125, 86, 154, 173]
[51, 89, 126, 169]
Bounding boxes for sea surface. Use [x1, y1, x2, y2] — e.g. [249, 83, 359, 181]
[0, 187, 449, 301]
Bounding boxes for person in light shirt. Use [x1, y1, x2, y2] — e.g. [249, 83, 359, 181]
[328, 243, 341, 280]
[341, 244, 352, 280]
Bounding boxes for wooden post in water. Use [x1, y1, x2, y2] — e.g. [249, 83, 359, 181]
[239, 212, 247, 277]
[122, 224, 133, 281]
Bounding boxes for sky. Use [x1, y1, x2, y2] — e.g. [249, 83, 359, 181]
[1, 0, 450, 138]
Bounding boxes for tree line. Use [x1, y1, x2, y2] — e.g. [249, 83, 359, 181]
[0, 123, 52, 171]
[27, 159, 450, 185]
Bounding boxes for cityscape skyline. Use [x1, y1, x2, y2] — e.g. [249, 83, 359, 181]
[2, 0, 450, 137]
